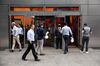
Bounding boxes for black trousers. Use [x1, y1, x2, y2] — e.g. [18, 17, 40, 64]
[56, 38, 62, 49]
[63, 35, 70, 54]
[19, 34, 24, 48]
[81, 36, 89, 52]
[22, 41, 38, 60]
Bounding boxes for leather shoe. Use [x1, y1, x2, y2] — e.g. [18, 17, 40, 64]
[35, 59, 40, 61]
[40, 54, 45, 56]
[22, 58, 27, 61]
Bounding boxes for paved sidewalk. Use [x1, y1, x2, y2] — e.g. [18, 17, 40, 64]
[0, 47, 100, 66]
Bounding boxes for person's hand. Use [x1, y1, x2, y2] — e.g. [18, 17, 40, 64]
[29, 41, 32, 44]
[55, 36, 56, 38]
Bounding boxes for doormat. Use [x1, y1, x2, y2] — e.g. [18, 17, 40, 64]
[91, 47, 100, 49]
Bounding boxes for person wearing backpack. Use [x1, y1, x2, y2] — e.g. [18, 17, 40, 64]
[36, 24, 45, 55]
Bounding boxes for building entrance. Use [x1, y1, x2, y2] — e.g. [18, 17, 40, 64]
[34, 16, 80, 47]
[9, 15, 80, 49]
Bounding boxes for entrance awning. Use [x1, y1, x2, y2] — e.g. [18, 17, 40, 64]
[9, 11, 80, 16]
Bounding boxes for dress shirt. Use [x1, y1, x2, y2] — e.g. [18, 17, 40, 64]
[27, 29, 35, 41]
[18, 27, 23, 35]
[61, 25, 72, 36]
[12, 25, 19, 36]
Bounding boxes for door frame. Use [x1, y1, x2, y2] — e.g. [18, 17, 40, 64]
[9, 15, 26, 49]
[9, 11, 82, 48]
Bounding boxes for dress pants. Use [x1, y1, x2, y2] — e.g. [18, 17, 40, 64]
[36, 39, 44, 54]
[56, 38, 62, 49]
[63, 35, 70, 54]
[22, 41, 38, 60]
[19, 34, 24, 48]
[12, 35, 22, 50]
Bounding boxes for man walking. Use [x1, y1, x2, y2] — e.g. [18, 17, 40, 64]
[61, 23, 73, 54]
[22, 24, 40, 61]
[36, 24, 45, 55]
[11, 22, 22, 52]
[81, 23, 92, 53]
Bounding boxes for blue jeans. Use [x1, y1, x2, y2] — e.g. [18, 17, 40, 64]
[81, 36, 89, 52]
[63, 35, 70, 54]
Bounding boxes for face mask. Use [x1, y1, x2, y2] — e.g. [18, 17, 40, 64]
[41, 25, 43, 28]
[58, 27, 61, 29]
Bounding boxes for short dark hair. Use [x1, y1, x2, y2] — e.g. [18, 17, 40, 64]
[64, 23, 68, 26]
[84, 23, 87, 26]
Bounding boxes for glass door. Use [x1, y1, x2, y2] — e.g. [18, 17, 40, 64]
[34, 16, 56, 47]
[9, 15, 33, 49]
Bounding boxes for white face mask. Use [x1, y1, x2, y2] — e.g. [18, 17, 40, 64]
[58, 27, 61, 31]
[48, 27, 50, 30]
[41, 25, 43, 28]
[58, 27, 61, 29]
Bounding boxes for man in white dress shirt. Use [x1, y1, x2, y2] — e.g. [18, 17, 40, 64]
[11, 22, 22, 52]
[61, 23, 73, 54]
[22, 24, 40, 61]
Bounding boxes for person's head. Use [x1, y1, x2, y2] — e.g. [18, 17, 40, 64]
[12, 22, 16, 26]
[58, 24, 61, 27]
[31, 24, 35, 30]
[64, 23, 68, 26]
[84, 23, 87, 26]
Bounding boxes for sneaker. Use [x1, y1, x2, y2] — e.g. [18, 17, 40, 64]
[80, 50, 84, 53]
[35, 59, 40, 61]
[86, 52, 88, 53]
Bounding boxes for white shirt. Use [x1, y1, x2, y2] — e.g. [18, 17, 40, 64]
[61, 25, 72, 36]
[18, 27, 23, 35]
[27, 29, 35, 41]
[12, 25, 19, 36]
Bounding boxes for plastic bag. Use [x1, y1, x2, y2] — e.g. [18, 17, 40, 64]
[45, 35, 48, 39]
[45, 31, 49, 39]
[71, 37, 74, 43]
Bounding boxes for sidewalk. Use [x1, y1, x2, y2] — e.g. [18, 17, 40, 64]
[0, 47, 100, 66]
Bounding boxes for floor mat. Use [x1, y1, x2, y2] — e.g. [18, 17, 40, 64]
[91, 47, 100, 49]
